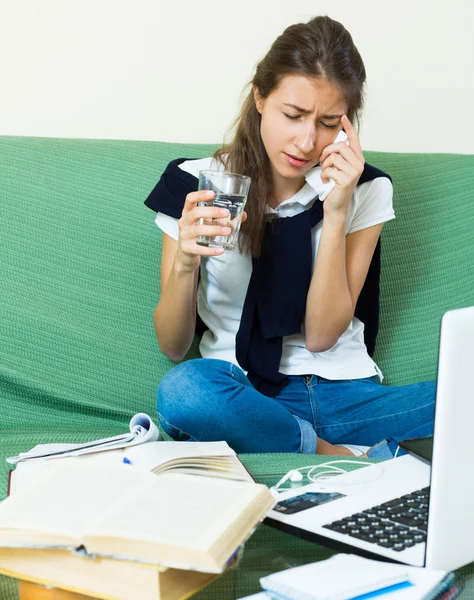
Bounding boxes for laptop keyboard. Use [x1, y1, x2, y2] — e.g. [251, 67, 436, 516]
[322, 486, 430, 552]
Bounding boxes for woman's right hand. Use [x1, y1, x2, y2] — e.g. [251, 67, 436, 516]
[175, 190, 231, 272]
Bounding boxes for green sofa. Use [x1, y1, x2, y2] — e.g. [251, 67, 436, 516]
[1, 136, 473, 599]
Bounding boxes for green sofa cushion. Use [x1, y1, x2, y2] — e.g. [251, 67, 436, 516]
[0, 136, 473, 598]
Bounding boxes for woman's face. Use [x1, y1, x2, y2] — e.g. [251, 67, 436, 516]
[254, 75, 348, 199]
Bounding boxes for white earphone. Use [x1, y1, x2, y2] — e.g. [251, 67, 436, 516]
[271, 460, 384, 493]
[276, 469, 304, 487]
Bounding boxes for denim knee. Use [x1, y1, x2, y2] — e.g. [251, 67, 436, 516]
[156, 359, 313, 453]
[156, 358, 233, 441]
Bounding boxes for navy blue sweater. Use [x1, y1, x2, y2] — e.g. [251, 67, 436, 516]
[145, 159, 391, 397]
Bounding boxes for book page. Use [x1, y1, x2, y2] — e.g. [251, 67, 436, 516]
[125, 441, 235, 466]
[10, 441, 252, 496]
[11, 453, 235, 493]
[125, 441, 253, 481]
[10, 451, 130, 496]
[86, 472, 266, 554]
[0, 463, 147, 542]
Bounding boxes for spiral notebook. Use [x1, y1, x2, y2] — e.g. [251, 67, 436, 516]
[257, 554, 455, 600]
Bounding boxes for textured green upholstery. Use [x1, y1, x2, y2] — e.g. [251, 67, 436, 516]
[0, 136, 473, 599]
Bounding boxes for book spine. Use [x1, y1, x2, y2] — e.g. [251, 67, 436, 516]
[422, 573, 456, 600]
[436, 583, 463, 600]
[7, 470, 12, 497]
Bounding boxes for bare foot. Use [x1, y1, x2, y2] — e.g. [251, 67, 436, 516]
[316, 438, 367, 458]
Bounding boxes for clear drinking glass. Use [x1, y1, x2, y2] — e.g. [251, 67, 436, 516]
[196, 170, 251, 251]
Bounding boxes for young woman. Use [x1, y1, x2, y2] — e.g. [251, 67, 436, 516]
[145, 15, 435, 459]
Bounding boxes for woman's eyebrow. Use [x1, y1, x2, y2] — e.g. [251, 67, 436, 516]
[282, 103, 343, 119]
[283, 103, 312, 114]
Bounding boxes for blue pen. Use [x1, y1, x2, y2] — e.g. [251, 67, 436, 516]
[348, 580, 413, 600]
[123, 457, 133, 465]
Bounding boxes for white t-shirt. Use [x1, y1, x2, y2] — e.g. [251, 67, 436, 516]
[155, 156, 395, 381]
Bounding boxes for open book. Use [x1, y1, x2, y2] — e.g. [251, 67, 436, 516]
[0, 461, 274, 573]
[6, 413, 161, 464]
[9, 440, 254, 494]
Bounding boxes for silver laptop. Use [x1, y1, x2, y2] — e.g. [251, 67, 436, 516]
[267, 306, 474, 572]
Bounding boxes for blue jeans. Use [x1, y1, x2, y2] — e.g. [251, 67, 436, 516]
[156, 358, 435, 459]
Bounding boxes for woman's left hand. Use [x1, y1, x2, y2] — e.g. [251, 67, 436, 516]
[319, 115, 365, 216]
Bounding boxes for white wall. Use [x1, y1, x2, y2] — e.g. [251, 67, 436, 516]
[1, 0, 473, 153]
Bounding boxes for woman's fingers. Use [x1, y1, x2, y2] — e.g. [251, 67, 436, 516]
[319, 129, 364, 189]
[319, 142, 362, 171]
[187, 206, 230, 222]
[319, 141, 347, 164]
[319, 116, 364, 165]
[180, 224, 231, 241]
[177, 190, 234, 257]
[183, 190, 215, 213]
[175, 190, 232, 266]
[321, 152, 346, 172]
[321, 152, 361, 176]
[320, 142, 354, 164]
[180, 239, 225, 256]
[321, 166, 345, 185]
[340, 114, 363, 160]
[181, 192, 230, 224]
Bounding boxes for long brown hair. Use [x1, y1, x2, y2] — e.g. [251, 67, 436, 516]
[213, 15, 366, 257]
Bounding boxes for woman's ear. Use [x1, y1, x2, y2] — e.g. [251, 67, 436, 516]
[253, 85, 263, 114]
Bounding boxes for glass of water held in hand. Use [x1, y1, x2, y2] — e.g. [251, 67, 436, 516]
[196, 170, 251, 251]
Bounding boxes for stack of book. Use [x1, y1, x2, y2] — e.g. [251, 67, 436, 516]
[238, 554, 460, 600]
[0, 415, 275, 600]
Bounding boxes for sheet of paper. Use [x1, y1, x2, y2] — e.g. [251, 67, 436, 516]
[6, 413, 160, 464]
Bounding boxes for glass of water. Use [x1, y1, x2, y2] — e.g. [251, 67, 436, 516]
[196, 170, 251, 251]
